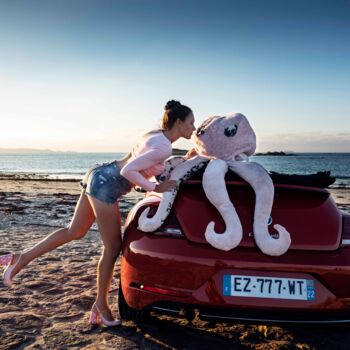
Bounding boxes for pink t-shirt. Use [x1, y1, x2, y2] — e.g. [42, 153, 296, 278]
[120, 132, 172, 192]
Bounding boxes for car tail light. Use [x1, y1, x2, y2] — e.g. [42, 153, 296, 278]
[153, 226, 184, 238]
[340, 298, 350, 308]
[130, 282, 191, 298]
[149, 210, 185, 238]
[341, 212, 350, 247]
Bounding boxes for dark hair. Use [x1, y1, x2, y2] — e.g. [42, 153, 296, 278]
[162, 100, 192, 130]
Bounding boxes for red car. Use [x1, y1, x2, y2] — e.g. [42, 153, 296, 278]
[118, 169, 350, 324]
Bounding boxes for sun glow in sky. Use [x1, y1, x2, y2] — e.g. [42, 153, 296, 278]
[0, 0, 349, 152]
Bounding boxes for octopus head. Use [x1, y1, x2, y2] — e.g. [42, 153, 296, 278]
[192, 113, 256, 161]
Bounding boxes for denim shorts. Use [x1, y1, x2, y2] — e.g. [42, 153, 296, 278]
[80, 161, 132, 204]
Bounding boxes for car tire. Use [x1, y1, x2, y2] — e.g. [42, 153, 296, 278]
[118, 281, 148, 322]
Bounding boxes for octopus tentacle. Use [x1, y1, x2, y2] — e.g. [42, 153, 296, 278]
[155, 156, 188, 182]
[138, 156, 208, 232]
[203, 159, 243, 251]
[227, 161, 291, 256]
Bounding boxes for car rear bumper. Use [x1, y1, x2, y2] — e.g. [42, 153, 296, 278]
[121, 230, 350, 320]
[150, 301, 350, 324]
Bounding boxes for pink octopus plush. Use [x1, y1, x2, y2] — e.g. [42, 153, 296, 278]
[138, 113, 291, 256]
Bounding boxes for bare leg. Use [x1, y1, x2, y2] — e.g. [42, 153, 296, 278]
[10, 191, 95, 279]
[87, 196, 122, 321]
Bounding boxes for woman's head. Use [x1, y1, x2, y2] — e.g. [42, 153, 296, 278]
[162, 100, 195, 139]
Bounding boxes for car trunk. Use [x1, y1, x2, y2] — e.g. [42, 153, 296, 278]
[172, 178, 342, 251]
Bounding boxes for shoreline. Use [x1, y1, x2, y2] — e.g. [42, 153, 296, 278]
[1, 171, 349, 189]
[0, 173, 83, 182]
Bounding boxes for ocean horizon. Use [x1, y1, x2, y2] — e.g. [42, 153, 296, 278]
[0, 151, 349, 188]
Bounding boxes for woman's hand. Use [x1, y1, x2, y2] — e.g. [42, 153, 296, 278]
[185, 148, 197, 159]
[154, 180, 178, 193]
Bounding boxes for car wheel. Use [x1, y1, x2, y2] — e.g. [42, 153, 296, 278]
[118, 281, 148, 322]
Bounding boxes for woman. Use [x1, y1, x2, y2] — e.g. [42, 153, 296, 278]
[0, 100, 196, 326]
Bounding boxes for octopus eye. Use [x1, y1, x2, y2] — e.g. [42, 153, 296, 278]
[196, 128, 205, 136]
[224, 124, 237, 137]
[267, 216, 273, 226]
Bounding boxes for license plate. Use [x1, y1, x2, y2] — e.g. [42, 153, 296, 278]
[223, 275, 315, 301]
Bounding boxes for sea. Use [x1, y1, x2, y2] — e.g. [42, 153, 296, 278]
[0, 152, 349, 188]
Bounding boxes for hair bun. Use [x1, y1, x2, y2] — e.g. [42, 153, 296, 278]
[165, 100, 181, 111]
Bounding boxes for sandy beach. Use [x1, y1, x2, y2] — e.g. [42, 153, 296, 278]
[1, 176, 350, 350]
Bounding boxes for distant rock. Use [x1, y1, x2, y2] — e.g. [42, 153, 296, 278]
[0, 148, 54, 153]
[0, 148, 74, 153]
[172, 148, 188, 156]
[254, 151, 295, 156]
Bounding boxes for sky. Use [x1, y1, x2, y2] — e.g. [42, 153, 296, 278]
[0, 0, 349, 152]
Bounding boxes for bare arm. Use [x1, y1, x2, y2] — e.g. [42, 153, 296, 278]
[185, 148, 198, 159]
[120, 148, 174, 192]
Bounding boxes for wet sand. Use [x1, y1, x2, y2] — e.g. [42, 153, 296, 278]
[1, 177, 350, 350]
